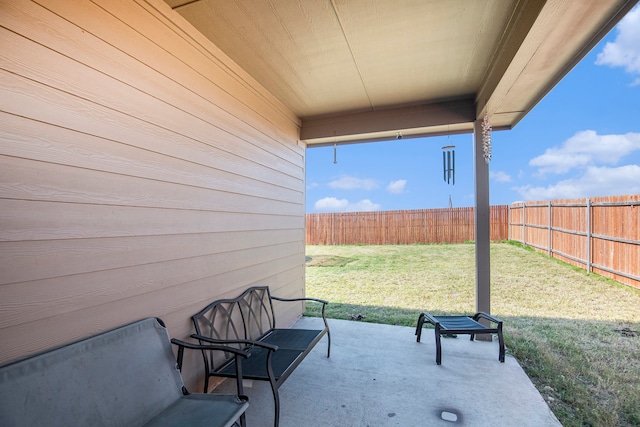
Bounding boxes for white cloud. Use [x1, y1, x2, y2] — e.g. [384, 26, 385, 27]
[490, 171, 512, 183]
[386, 179, 407, 194]
[328, 175, 377, 190]
[349, 199, 381, 212]
[596, 6, 640, 84]
[513, 165, 640, 201]
[313, 197, 381, 212]
[314, 197, 349, 211]
[529, 130, 640, 174]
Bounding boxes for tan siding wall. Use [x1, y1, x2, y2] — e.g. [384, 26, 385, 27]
[0, 0, 305, 388]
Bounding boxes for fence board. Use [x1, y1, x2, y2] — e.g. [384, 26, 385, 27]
[509, 195, 640, 289]
[307, 195, 640, 290]
[306, 206, 508, 245]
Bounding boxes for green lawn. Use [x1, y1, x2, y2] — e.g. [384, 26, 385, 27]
[304, 242, 640, 427]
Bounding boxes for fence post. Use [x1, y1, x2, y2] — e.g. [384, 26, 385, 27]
[522, 203, 526, 245]
[587, 198, 592, 273]
[548, 201, 552, 257]
[508, 205, 511, 241]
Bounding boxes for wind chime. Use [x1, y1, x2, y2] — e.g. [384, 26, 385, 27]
[482, 113, 492, 164]
[442, 145, 455, 185]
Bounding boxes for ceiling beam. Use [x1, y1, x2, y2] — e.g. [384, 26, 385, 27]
[478, 0, 638, 127]
[301, 98, 476, 144]
[475, 0, 546, 118]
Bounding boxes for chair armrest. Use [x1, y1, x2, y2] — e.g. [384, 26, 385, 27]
[272, 296, 330, 331]
[170, 338, 252, 357]
[170, 338, 250, 372]
[473, 312, 503, 325]
[271, 295, 329, 305]
[191, 334, 279, 352]
[171, 338, 251, 398]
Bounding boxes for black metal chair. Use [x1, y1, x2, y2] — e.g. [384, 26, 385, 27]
[415, 311, 505, 364]
[191, 286, 330, 427]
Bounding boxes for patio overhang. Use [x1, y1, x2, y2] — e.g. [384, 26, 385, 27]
[163, 0, 637, 316]
[165, 0, 637, 145]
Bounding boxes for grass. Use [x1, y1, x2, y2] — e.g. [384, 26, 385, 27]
[304, 243, 640, 427]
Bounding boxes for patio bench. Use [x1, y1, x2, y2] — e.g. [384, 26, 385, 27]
[191, 286, 331, 427]
[0, 317, 249, 427]
[415, 311, 505, 365]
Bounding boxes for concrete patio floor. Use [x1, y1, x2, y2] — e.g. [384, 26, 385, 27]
[215, 317, 562, 426]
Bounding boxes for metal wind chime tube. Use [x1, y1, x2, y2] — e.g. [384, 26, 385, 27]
[442, 145, 455, 185]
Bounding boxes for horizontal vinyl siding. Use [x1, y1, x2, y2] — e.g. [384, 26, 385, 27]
[0, 0, 305, 388]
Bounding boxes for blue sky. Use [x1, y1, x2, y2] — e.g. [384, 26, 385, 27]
[305, 6, 640, 212]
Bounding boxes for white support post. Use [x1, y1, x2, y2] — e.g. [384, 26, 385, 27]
[473, 118, 491, 327]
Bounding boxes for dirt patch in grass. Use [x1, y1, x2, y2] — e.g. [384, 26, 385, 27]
[305, 255, 355, 267]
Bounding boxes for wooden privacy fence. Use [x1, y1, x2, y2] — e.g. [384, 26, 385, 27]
[306, 205, 508, 245]
[509, 194, 640, 289]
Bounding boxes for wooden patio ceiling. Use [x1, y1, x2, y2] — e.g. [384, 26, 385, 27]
[165, 0, 637, 146]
